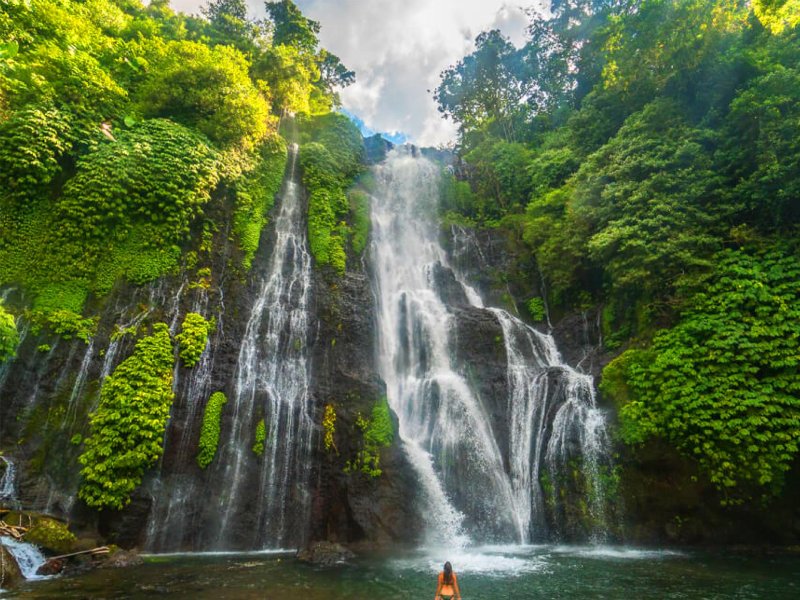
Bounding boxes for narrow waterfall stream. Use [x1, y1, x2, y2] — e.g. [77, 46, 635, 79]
[370, 148, 614, 544]
[211, 144, 315, 549]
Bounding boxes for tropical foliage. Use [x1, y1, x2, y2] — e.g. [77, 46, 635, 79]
[197, 392, 227, 469]
[437, 0, 800, 499]
[78, 323, 174, 509]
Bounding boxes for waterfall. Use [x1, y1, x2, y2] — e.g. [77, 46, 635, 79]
[0, 456, 17, 505]
[213, 143, 314, 549]
[0, 536, 47, 580]
[369, 148, 613, 544]
[144, 290, 218, 552]
[370, 149, 521, 544]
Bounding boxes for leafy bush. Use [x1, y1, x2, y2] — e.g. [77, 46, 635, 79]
[30, 309, 97, 343]
[0, 106, 73, 202]
[176, 312, 213, 368]
[137, 40, 272, 149]
[78, 323, 175, 510]
[197, 392, 227, 469]
[233, 136, 288, 270]
[604, 248, 800, 501]
[526, 297, 546, 322]
[299, 114, 364, 273]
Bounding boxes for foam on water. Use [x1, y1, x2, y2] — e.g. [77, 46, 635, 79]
[0, 536, 48, 580]
[551, 545, 685, 560]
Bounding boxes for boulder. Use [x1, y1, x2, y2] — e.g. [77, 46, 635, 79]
[100, 548, 143, 569]
[35, 557, 65, 576]
[297, 541, 354, 566]
[0, 544, 23, 589]
[23, 517, 76, 554]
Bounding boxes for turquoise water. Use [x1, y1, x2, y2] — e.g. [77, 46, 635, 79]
[4, 545, 800, 599]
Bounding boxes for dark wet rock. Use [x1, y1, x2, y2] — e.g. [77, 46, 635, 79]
[0, 544, 23, 588]
[364, 134, 394, 164]
[100, 548, 143, 569]
[451, 305, 509, 452]
[297, 541, 354, 566]
[309, 266, 421, 547]
[430, 262, 470, 307]
[36, 557, 65, 576]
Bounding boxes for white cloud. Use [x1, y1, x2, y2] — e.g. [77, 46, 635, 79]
[170, 1, 543, 145]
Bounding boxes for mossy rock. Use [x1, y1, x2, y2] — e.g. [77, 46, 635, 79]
[0, 544, 23, 588]
[23, 517, 77, 554]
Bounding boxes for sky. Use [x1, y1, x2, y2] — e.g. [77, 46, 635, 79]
[169, 1, 545, 146]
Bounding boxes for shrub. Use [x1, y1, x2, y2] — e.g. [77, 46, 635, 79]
[79, 323, 175, 510]
[176, 312, 213, 368]
[197, 392, 227, 469]
[605, 248, 800, 502]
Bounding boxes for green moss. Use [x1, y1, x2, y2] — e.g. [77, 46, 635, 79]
[252, 419, 266, 456]
[197, 392, 227, 469]
[0, 302, 19, 362]
[347, 189, 370, 255]
[233, 136, 289, 270]
[345, 397, 394, 478]
[175, 312, 213, 368]
[24, 518, 76, 554]
[526, 297, 546, 322]
[299, 114, 364, 274]
[78, 323, 175, 510]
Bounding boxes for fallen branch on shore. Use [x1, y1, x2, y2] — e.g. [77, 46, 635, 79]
[0, 521, 28, 540]
[48, 546, 110, 561]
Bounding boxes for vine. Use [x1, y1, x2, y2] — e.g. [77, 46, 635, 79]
[322, 403, 337, 454]
[78, 323, 175, 510]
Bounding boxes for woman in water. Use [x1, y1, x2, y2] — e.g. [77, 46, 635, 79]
[434, 561, 461, 600]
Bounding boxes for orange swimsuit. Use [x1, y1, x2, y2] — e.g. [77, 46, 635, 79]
[436, 571, 460, 600]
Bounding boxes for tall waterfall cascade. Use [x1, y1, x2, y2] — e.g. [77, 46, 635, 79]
[211, 143, 315, 549]
[369, 148, 614, 544]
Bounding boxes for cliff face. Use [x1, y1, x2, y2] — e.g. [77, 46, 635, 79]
[441, 223, 800, 546]
[2, 151, 797, 551]
[0, 164, 423, 550]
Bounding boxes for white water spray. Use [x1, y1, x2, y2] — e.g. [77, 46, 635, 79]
[369, 149, 613, 544]
[214, 144, 314, 549]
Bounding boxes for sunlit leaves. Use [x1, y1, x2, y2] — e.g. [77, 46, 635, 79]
[79, 323, 175, 509]
[607, 248, 800, 501]
[137, 41, 271, 149]
[0, 302, 19, 362]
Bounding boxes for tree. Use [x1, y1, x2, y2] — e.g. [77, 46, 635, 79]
[136, 40, 271, 148]
[203, 0, 266, 54]
[435, 30, 528, 144]
[265, 0, 320, 52]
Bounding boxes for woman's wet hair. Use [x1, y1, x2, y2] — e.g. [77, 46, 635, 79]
[443, 561, 453, 585]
